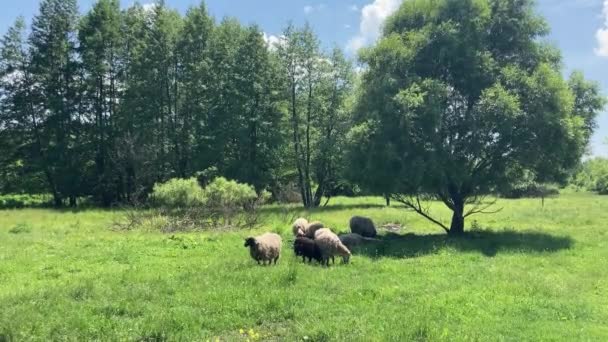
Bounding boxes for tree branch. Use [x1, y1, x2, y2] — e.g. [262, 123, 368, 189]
[393, 194, 450, 233]
[464, 197, 503, 218]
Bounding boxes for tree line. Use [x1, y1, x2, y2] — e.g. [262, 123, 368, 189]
[1, 0, 605, 234]
[0, 0, 353, 207]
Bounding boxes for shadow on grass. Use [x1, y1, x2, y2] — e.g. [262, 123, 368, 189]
[357, 230, 573, 259]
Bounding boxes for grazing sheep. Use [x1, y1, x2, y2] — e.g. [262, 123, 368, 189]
[313, 227, 334, 239]
[349, 216, 377, 238]
[244, 233, 282, 265]
[315, 229, 351, 266]
[292, 218, 309, 236]
[339, 233, 380, 251]
[304, 221, 325, 239]
[293, 236, 322, 263]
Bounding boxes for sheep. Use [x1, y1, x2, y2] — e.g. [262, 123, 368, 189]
[314, 228, 351, 266]
[292, 218, 309, 236]
[339, 233, 380, 251]
[313, 227, 334, 239]
[349, 216, 377, 238]
[244, 233, 282, 265]
[293, 236, 322, 263]
[304, 221, 325, 239]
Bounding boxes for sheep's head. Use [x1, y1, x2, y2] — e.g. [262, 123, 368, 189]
[244, 237, 257, 248]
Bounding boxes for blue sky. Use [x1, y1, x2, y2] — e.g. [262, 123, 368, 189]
[2, 0, 608, 157]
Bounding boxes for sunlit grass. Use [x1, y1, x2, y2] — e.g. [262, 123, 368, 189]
[1, 192, 607, 340]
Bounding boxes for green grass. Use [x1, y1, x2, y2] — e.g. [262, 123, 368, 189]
[1, 192, 607, 341]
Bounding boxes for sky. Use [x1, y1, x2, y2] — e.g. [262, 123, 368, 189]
[1, 0, 608, 157]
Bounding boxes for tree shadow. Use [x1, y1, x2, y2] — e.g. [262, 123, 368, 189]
[356, 229, 573, 259]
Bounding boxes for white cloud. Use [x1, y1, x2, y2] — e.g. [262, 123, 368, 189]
[349, 5, 359, 12]
[344, 24, 352, 29]
[142, 3, 156, 12]
[595, 0, 608, 57]
[346, 0, 401, 53]
[263, 33, 283, 51]
[304, 4, 326, 15]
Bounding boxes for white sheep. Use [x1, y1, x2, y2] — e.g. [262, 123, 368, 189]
[244, 233, 282, 265]
[314, 228, 351, 266]
[292, 218, 309, 236]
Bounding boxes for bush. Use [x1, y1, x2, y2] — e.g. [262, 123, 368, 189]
[150, 178, 205, 208]
[500, 182, 559, 199]
[570, 158, 608, 195]
[122, 176, 268, 232]
[0, 194, 52, 209]
[205, 177, 269, 228]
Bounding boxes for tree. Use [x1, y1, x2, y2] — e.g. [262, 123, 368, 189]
[313, 47, 354, 205]
[0, 18, 48, 195]
[79, 0, 122, 205]
[231, 25, 284, 191]
[28, 0, 83, 206]
[175, 1, 214, 178]
[277, 24, 353, 207]
[354, 0, 604, 234]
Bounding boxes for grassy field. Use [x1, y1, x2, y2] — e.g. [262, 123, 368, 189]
[1, 192, 607, 341]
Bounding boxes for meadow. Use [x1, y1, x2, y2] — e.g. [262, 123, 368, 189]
[0, 192, 607, 341]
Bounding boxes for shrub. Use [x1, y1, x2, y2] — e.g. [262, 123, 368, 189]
[150, 178, 205, 208]
[0, 194, 52, 209]
[121, 176, 268, 232]
[204, 177, 268, 227]
[500, 182, 559, 199]
[570, 158, 608, 195]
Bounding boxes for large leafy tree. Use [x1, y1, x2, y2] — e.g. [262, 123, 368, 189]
[353, 0, 604, 234]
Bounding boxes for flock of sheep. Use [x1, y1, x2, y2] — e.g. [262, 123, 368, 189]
[243, 216, 379, 266]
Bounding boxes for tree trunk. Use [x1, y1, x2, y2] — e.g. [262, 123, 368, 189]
[385, 195, 390, 207]
[69, 195, 77, 208]
[449, 210, 464, 235]
[449, 199, 465, 236]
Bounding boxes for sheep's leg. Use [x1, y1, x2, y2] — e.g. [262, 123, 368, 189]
[274, 257, 279, 265]
[331, 256, 335, 265]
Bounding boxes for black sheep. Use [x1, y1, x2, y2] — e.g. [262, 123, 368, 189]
[293, 236, 322, 263]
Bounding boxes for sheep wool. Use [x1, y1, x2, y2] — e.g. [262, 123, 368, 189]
[244, 233, 282, 265]
[292, 218, 309, 236]
[293, 236, 322, 263]
[349, 216, 377, 238]
[339, 233, 379, 251]
[304, 221, 325, 239]
[314, 229, 351, 266]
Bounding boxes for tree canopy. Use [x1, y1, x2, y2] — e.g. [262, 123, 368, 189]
[0, 0, 604, 217]
[350, 0, 605, 234]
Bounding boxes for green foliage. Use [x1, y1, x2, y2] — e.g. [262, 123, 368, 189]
[277, 24, 354, 208]
[204, 177, 259, 210]
[0, 194, 52, 209]
[0, 1, 290, 207]
[1, 193, 608, 340]
[571, 158, 608, 195]
[500, 182, 559, 199]
[150, 178, 205, 208]
[353, 0, 604, 234]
